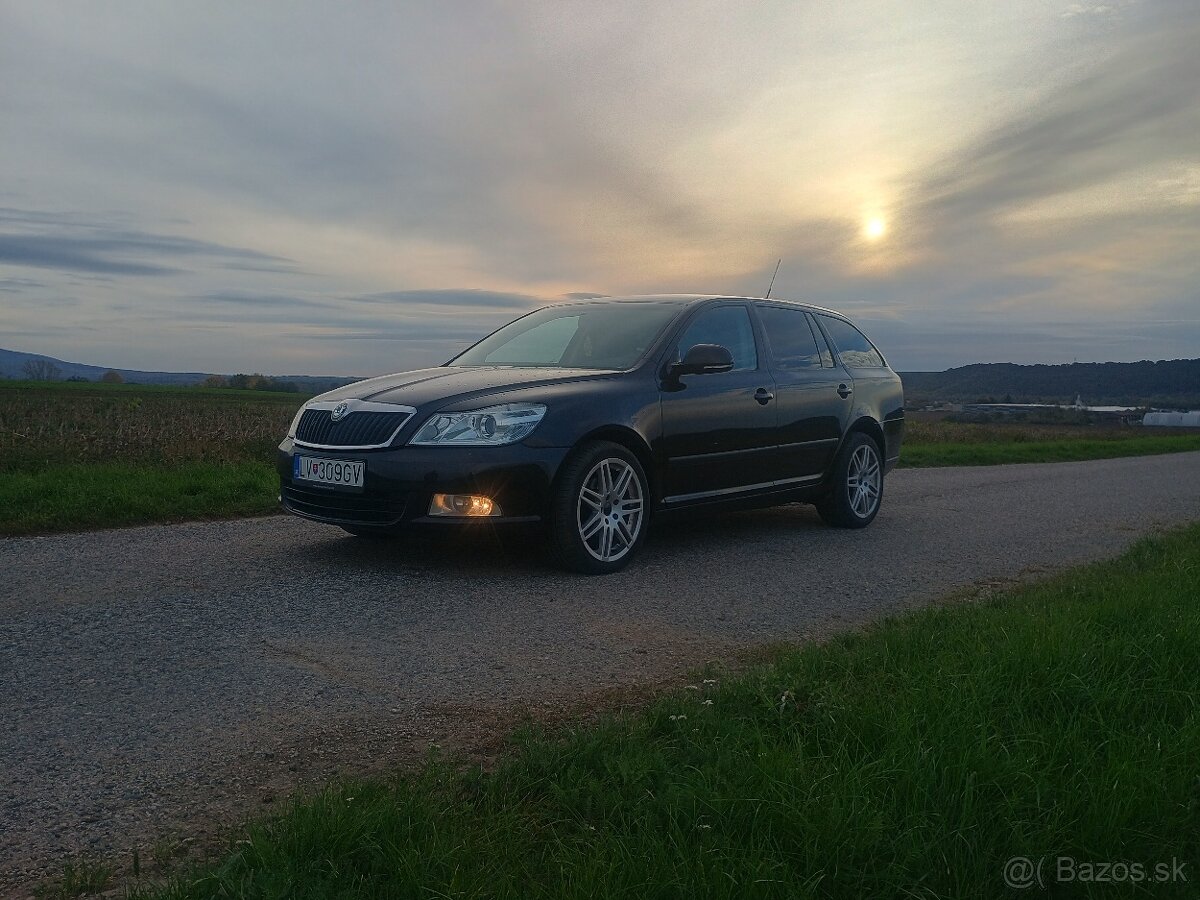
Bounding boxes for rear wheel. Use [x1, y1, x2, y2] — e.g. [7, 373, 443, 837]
[550, 441, 648, 574]
[815, 432, 883, 528]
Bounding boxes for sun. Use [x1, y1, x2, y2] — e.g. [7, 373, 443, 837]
[863, 216, 887, 241]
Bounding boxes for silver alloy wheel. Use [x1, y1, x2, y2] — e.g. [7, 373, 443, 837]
[846, 443, 881, 519]
[577, 457, 645, 562]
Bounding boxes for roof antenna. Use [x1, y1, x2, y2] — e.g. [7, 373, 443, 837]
[764, 258, 781, 299]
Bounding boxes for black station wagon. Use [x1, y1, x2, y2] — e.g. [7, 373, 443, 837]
[279, 295, 904, 573]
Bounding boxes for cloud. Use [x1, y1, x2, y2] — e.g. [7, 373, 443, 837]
[219, 260, 308, 275]
[1, 325, 101, 339]
[0, 277, 45, 292]
[0, 208, 293, 278]
[1060, 2, 1122, 19]
[917, 19, 1200, 229]
[349, 289, 542, 311]
[197, 291, 330, 309]
[0, 234, 185, 275]
[0, 2, 1197, 373]
[297, 327, 488, 342]
[162, 290, 527, 362]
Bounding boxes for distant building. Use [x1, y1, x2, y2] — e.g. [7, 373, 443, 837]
[1143, 411, 1200, 427]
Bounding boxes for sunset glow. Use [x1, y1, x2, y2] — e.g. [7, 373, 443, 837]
[1, 2, 1198, 373]
[863, 217, 888, 241]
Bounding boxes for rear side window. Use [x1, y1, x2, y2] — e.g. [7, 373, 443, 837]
[806, 314, 835, 367]
[758, 305, 823, 370]
[818, 315, 885, 368]
[676, 305, 758, 371]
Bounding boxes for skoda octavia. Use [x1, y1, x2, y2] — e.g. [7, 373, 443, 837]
[278, 295, 904, 574]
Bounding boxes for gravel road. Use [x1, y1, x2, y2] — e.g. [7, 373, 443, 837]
[3, 452, 1200, 891]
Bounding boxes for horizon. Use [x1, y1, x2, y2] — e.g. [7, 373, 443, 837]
[5, 342, 1200, 382]
[2, 2, 1199, 374]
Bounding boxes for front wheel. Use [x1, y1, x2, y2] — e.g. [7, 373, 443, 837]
[550, 441, 649, 574]
[815, 432, 883, 528]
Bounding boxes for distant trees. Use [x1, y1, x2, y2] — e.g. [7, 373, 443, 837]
[198, 373, 300, 392]
[100, 369, 124, 384]
[22, 359, 61, 381]
[904, 359, 1200, 409]
[227, 373, 299, 393]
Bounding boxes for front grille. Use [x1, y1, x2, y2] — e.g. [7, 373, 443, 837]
[295, 409, 411, 448]
[281, 482, 407, 526]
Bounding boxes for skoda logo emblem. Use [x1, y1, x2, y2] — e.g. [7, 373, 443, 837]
[331, 401, 350, 422]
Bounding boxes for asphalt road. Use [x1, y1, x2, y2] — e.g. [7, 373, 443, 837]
[3, 452, 1200, 890]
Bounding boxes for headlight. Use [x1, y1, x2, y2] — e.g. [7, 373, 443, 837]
[410, 402, 547, 446]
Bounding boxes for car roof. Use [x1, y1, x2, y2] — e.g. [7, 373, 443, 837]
[550, 293, 848, 318]
[544, 294, 705, 306]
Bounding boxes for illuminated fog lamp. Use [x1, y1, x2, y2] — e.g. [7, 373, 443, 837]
[428, 493, 501, 517]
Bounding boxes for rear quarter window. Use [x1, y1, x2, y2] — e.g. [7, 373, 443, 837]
[757, 305, 823, 370]
[818, 315, 885, 368]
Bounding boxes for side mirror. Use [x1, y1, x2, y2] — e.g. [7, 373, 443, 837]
[673, 343, 735, 376]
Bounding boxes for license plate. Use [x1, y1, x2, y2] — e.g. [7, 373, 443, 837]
[293, 456, 365, 490]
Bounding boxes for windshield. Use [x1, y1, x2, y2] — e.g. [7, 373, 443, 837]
[449, 302, 683, 370]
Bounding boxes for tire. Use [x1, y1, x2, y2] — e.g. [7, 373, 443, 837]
[815, 432, 884, 528]
[340, 525, 394, 539]
[549, 441, 649, 574]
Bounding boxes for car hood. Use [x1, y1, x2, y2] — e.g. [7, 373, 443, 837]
[313, 366, 622, 410]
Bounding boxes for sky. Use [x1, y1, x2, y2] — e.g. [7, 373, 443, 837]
[1, 0, 1198, 375]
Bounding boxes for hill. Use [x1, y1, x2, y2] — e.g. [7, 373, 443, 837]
[901, 359, 1200, 408]
[6, 346, 1198, 408]
[0, 347, 356, 394]
[0, 346, 210, 386]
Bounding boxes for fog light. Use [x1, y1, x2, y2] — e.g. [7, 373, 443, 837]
[428, 493, 501, 517]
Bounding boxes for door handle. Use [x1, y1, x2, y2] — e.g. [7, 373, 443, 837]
[837, 383, 853, 398]
[755, 388, 775, 405]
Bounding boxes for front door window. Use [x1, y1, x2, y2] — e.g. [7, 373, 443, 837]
[675, 306, 758, 370]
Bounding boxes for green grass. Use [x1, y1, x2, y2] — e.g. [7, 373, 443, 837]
[4, 381, 1198, 534]
[900, 433, 1200, 467]
[0, 461, 278, 534]
[0, 381, 297, 471]
[34, 859, 113, 899]
[1, 381, 295, 535]
[137, 524, 1200, 899]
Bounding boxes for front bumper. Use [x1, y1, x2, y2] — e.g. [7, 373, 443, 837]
[277, 438, 569, 528]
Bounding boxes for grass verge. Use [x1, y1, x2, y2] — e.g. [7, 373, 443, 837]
[0, 462, 278, 535]
[7, 436, 1199, 536]
[5, 382, 1198, 534]
[1, 381, 293, 535]
[137, 523, 1200, 899]
[33, 860, 113, 900]
[900, 432, 1200, 467]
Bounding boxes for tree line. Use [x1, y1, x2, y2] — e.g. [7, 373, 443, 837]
[21, 360, 124, 383]
[17, 360, 301, 392]
[201, 374, 301, 392]
[902, 359, 1200, 408]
